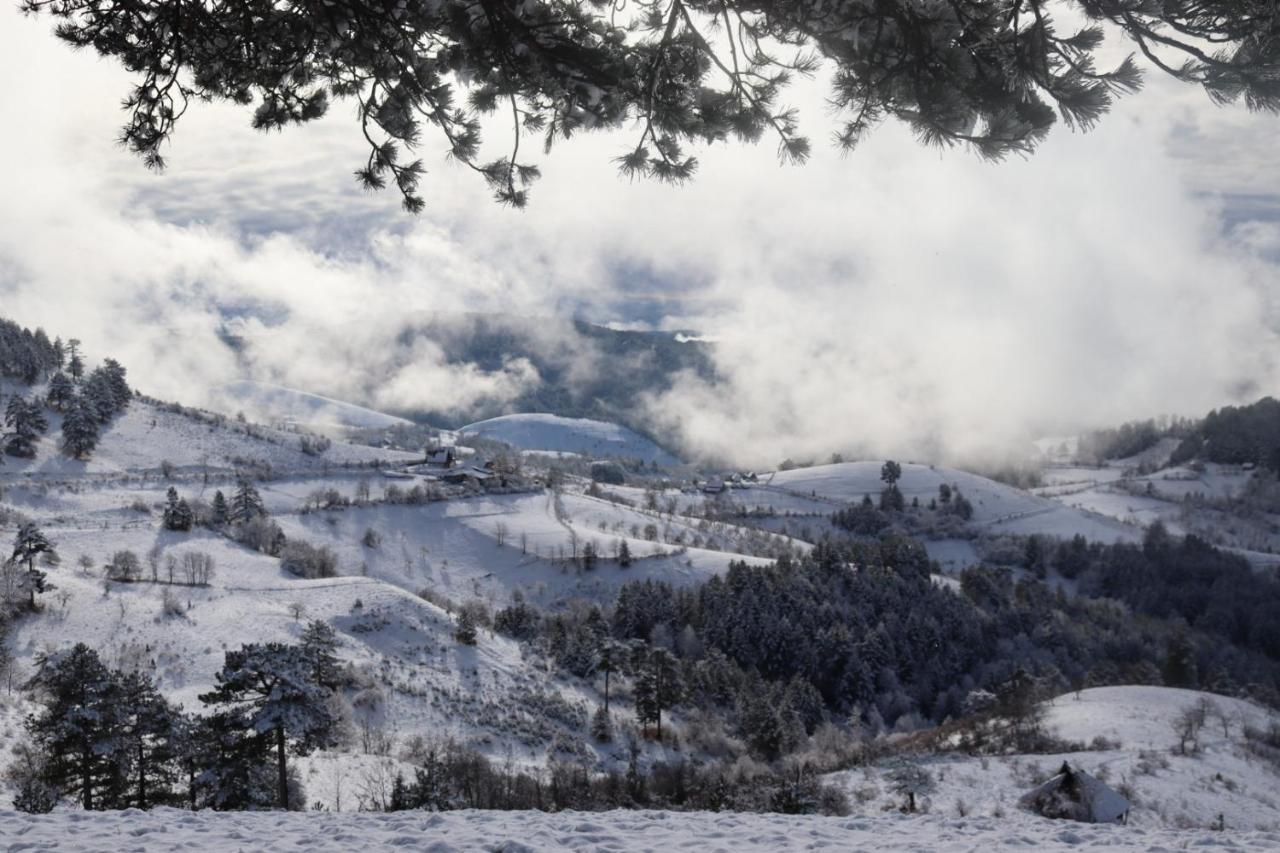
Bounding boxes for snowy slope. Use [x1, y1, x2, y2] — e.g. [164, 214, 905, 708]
[768, 462, 1140, 542]
[459, 414, 680, 465]
[0, 398, 419, 479]
[218, 381, 413, 430]
[829, 686, 1280, 832]
[1, 805, 1276, 851]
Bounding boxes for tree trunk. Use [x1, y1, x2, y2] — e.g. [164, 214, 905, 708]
[277, 726, 289, 810]
[82, 749, 92, 810]
[656, 708, 662, 739]
[137, 740, 147, 810]
[604, 670, 611, 714]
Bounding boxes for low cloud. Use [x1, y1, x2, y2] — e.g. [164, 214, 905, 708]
[1, 7, 1276, 468]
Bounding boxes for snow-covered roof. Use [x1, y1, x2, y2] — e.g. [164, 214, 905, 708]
[1019, 762, 1129, 824]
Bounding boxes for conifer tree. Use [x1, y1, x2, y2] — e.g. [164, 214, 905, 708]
[24, 644, 124, 810]
[11, 523, 55, 609]
[60, 395, 99, 459]
[25, 0, 1280, 212]
[66, 339, 84, 382]
[116, 669, 182, 809]
[211, 491, 229, 527]
[45, 371, 74, 412]
[229, 478, 265, 524]
[200, 643, 339, 811]
[162, 487, 193, 532]
[633, 646, 682, 738]
[299, 620, 343, 690]
[3, 395, 48, 458]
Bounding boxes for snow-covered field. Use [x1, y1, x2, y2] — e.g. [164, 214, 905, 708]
[3, 805, 1275, 852]
[459, 414, 680, 465]
[767, 462, 1142, 543]
[828, 687, 1280, 833]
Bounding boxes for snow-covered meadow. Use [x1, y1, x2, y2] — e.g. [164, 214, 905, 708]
[4, 805, 1275, 852]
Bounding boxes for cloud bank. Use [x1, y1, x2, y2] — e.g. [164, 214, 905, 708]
[0, 7, 1276, 467]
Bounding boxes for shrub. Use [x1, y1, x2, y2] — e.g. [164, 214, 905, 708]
[280, 540, 339, 579]
[105, 550, 141, 582]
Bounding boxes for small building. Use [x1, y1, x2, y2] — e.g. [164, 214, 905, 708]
[424, 446, 457, 468]
[702, 476, 726, 495]
[1019, 762, 1130, 824]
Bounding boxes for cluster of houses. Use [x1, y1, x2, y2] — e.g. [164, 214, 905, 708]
[381, 442, 501, 487]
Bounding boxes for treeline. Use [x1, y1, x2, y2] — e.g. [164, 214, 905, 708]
[0, 319, 61, 383]
[386, 740, 849, 816]
[1171, 397, 1280, 472]
[1030, 525, 1280, 662]
[9, 628, 343, 813]
[500, 533, 1280, 764]
[0, 325, 133, 462]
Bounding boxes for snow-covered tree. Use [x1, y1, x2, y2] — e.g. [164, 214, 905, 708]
[25, 0, 1279, 212]
[3, 395, 48, 458]
[60, 395, 99, 459]
[65, 339, 83, 382]
[116, 669, 182, 809]
[228, 478, 265, 524]
[211, 490, 229, 527]
[24, 644, 124, 810]
[11, 523, 55, 608]
[633, 646, 682, 738]
[200, 643, 340, 810]
[45, 371, 74, 412]
[162, 487, 193, 532]
[299, 620, 343, 690]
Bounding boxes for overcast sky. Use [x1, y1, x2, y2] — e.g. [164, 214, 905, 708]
[1, 5, 1277, 465]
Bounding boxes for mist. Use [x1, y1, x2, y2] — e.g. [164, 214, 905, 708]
[1, 5, 1277, 469]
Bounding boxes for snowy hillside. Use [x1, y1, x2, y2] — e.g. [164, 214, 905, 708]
[0, 396, 419, 478]
[767, 461, 1140, 542]
[459, 414, 680, 465]
[218, 381, 413, 430]
[829, 686, 1280, 832]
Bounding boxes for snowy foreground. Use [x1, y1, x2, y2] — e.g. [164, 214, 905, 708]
[3, 807, 1276, 852]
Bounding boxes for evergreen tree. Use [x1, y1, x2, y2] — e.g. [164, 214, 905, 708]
[455, 607, 478, 645]
[66, 339, 83, 382]
[45, 371, 74, 412]
[100, 358, 132, 409]
[60, 395, 99, 459]
[162, 487, 193, 532]
[299, 620, 343, 690]
[633, 647, 682, 738]
[25, 0, 1276, 213]
[24, 644, 125, 810]
[597, 639, 626, 714]
[880, 460, 902, 487]
[200, 643, 339, 811]
[590, 705, 613, 742]
[116, 670, 181, 809]
[84, 369, 119, 423]
[617, 539, 632, 568]
[1162, 631, 1199, 688]
[229, 478, 265, 524]
[3, 395, 48, 458]
[11, 523, 55, 608]
[211, 490, 229, 526]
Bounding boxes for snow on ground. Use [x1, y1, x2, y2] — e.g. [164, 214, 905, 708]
[768, 462, 1141, 543]
[0, 399, 418, 480]
[459, 414, 680, 465]
[829, 686, 1280, 833]
[271, 491, 772, 609]
[216, 381, 413, 430]
[1, 804, 1275, 851]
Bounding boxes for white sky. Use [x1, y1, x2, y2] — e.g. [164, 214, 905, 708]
[1, 5, 1277, 465]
